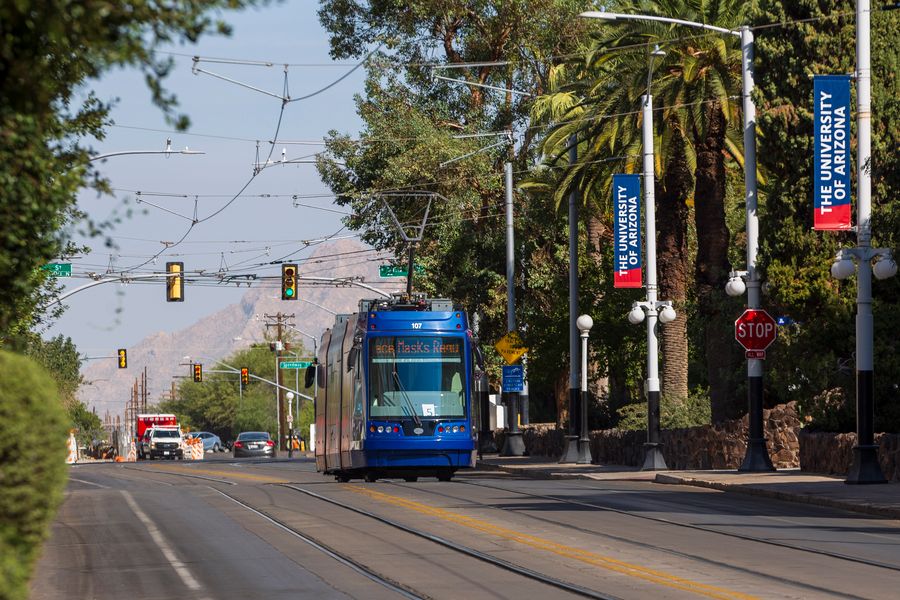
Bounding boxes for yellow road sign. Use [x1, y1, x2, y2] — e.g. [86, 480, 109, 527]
[494, 331, 528, 365]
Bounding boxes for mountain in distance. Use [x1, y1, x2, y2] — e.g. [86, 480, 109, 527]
[79, 238, 401, 418]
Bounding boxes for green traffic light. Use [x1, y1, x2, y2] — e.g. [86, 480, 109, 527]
[285, 288, 294, 297]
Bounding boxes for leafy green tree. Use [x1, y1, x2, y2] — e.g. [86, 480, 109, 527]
[0, 0, 260, 341]
[317, 0, 592, 420]
[753, 0, 900, 431]
[533, 0, 750, 421]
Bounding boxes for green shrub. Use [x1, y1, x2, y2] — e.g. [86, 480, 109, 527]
[0, 350, 68, 600]
[616, 387, 712, 431]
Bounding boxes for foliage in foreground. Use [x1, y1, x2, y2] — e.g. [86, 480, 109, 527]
[0, 0, 259, 341]
[0, 351, 68, 600]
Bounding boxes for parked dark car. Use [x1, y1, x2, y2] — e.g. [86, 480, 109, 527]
[233, 431, 276, 458]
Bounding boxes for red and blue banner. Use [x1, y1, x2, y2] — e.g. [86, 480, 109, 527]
[813, 75, 852, 231]
[612, 174, 642, 288]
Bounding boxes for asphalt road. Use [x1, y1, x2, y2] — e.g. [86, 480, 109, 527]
[31, 456, 900, 599]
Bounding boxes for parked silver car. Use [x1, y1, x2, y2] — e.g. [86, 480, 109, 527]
[186, 431, 224, 453]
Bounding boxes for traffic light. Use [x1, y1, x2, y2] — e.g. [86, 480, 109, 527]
[192, 363, 202, 382]
[240, 367, 250, 385]
[281, 263, 298, 300]
[117, 349, 127, 369]
[166, 262, 184, 302]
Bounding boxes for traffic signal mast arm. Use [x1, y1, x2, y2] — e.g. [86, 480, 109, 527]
[209, 357, 313, 401]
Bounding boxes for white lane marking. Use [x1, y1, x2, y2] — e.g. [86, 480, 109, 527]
[69, 477, 109, 489]
[121, 491, 204, 592]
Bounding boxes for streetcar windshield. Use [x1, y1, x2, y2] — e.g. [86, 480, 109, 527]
[368, 336, 466, 419]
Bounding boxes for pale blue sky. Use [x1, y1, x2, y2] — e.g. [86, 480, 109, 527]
[46, 2, 368, 356]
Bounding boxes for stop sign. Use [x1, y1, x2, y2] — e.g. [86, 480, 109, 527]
[735, 309, 777, 351]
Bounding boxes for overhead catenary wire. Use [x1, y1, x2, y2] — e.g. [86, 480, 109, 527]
[90, 8, 871, 281]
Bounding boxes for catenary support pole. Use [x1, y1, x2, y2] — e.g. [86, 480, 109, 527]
[641, 94, 667, 471]
[738, 25, 775, 472]
[560, 136, 581, 463]
[847, 0, 885, 484]
[501, 161, 525, 456]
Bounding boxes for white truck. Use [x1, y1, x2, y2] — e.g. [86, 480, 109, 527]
[138, 425, 184, 460]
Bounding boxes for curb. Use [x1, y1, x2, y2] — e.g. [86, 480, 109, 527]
[655, 473, 900, 520]
[476, 461, 652, 482]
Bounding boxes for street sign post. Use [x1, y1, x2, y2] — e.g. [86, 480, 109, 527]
[502, 365, 524, 392]
[41, 263, 72, 277]
[735, 309, 777, 358]
[379, 264, 425, 278]
[279, 360, 312, 369]
[494, 331, 528, 365]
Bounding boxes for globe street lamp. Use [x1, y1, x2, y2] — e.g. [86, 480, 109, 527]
[582, 9, 774, 471]
[830, 0, 897, 484]
[576, 314, 594, 464]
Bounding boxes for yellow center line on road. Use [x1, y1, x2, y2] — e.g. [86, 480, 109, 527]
[349, 486, 759, 600]
[149, 465, 290, 484]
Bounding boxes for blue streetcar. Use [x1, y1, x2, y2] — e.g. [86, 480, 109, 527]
[309, 295, 479, 482]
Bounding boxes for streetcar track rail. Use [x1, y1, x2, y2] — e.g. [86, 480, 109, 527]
[123, 465, 237, 485]
[383, 481, 868, 600]
[211, 487, 427, 600]
[279, 483, 622, 600]
[455, 478, 900, 574]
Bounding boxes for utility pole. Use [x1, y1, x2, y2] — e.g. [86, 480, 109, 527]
[265, 312, 295, 451]
[142, 366, 148, 412]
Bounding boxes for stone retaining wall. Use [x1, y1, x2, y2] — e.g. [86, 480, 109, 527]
[495, 402, 900, 478]
[799, 431, 900, 481]
[496, 402, 802, 470]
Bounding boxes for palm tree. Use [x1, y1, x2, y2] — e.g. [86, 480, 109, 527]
[531, 44, 694, 404]
[532, 0, 749, 420]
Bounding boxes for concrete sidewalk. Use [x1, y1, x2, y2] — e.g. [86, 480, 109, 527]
[477, 455, 900, 520]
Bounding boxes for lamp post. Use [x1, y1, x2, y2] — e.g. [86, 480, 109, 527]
[582, 10, 774, 471]
[829, 0, 896, 484]
[576, 315, 594, 464]
[625, 83, 676, 471]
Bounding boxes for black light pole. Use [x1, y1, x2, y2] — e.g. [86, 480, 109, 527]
[560, 135, 581, 464]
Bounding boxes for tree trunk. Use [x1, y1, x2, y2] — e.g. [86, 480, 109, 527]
[656, 135, 693, 402]
[693, 103, 737, 422]
[586, 214, 610, 401]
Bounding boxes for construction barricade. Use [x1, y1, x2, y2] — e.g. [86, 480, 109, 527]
[184, 436, 204, 460]
[66, 431, 78, 464]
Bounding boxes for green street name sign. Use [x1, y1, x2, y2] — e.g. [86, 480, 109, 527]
[379, 264, 425, 278]
[279, 360, 312, 369]
[41, 263, 72, 277]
